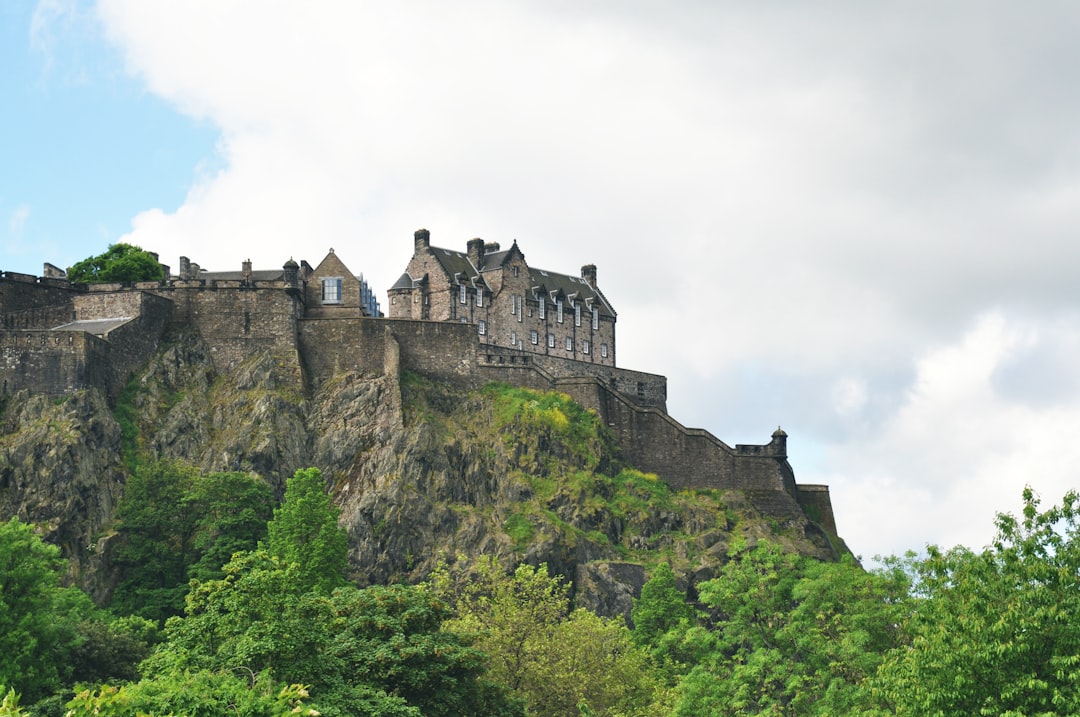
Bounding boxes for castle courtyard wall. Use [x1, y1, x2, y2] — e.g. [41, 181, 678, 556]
[0, 330, 109, 397]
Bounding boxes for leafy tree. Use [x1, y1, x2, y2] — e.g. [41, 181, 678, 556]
[434, 557, 660, 716]
[873, 487, 1080, 716]
[110, 461, 272, 622]
[669, 542, 908, 716]
[265, 467, 348, 594]
[66, 243, 164, 284]
[631, 561, 696, 664]
[143, 549, 520, 717]
[0, 688, 29, 717]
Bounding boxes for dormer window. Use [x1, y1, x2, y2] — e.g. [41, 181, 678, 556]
[322, 277, 342, 304]
[460, 284, 467, 304]
[557, 299, 564, 323]
[592, 307, 599, 330]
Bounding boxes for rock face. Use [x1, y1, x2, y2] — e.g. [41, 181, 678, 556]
[0, 332, 841, 618]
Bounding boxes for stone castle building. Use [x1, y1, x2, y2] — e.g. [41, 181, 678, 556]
[0, 231, 837, 536]
[388, 229, 615, 366]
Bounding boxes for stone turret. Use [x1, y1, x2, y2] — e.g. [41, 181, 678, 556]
[283, 258, 299, 287]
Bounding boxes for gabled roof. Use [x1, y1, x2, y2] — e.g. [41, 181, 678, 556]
[529, 269, 616, 317]
[390, 272, 425, 290]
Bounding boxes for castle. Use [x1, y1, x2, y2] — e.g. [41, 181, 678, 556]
[0, 230, 837, 536]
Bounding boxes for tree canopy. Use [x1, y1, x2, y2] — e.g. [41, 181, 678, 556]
[66, 243, 164, 284]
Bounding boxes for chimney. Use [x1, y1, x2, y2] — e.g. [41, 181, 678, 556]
[242, 259, 252, 283]
[581, 264, 597, 289]
[467, 238, 484, 268]
[179, 256, 191, 280]
[484, 241, 501, 254]
[415, 228, 431, 253]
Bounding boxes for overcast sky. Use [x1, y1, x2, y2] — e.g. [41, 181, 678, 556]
[5, 1, 1080, 561]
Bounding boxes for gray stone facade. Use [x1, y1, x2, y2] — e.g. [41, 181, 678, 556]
[0, 244, 837, 536]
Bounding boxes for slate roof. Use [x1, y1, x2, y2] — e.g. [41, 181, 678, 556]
[427, 247, 491, 290]
[194, 269, 285, 281]
[52, 317, 134, 336]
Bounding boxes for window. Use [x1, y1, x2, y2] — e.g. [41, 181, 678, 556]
[557, 299, 564, 323]
[548, 333, 555, 348]
[512, 266, 520, 277]
[530, 330, 538, 344]
[601, 343, 608, 358]
[511, 331, 517, 347]
[592, 308, 599, 330]
[476, 288, 483, 307]
[321, 277, 342, 304]
[538, 300, 546, 319]
[565, 336, 573, 351]
[478, 320, 486, 335]
[583, 340, 590, 354]
[574, 303, 581, 327]
[460, 284, 467, 304]
[516, 296, 523, 321]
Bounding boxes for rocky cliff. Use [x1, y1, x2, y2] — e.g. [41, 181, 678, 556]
[0, 329, 840, 619]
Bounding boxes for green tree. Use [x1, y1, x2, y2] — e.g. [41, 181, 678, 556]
[66, 243, 164, 284]
[873, 487, 1080, 716]
[265, 467, 348, 594]
[435, 557, 660, 716]
[110, 461, 273, 622]
[670, 542, 907, 716]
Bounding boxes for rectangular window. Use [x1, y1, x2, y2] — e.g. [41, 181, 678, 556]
[460, 284, 467, 304]
[601, 343, 608, 358]
[592, 308, 599, 330]
[478, 319, 486, 335]
[548, 333, 555, 348]
[557, 299, 563, 323]
[565, 336, 573, 351]
[511, 331, 517, 346]
[538, 300, 546, 319]
[583, 340, 590, 354]
[321, 277, 342, 304]
[517, 296, 523, 322]
[530, 330, 538, 344]
[476, 288, 483, 307]
[574, 303, 581, 327]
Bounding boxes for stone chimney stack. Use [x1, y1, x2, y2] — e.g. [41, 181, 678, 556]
[484, 241, 501, 253]
[179, 256, 191, 280]
[467, 238, 485, 269]
[242, 259, 252, 283]
[415, 228, 431, 253]
[581, 264, 597, 289]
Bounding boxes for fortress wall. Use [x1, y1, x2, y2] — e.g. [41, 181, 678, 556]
[478, 345, 667, 410]
[92, 293, 173, 398]
[796, 484, 838, 534]
[1, 273, 77, 328]
[0, 330, 108, 397]
[155, 286, 304, 381]
[73, 291, 151, 321]
[298, 318, 390, 386]
[2, 304, 75, 330]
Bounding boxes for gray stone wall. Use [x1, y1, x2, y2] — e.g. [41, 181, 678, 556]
[0, 330, 108, 397]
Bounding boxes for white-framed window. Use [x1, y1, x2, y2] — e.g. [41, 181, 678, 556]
[592, 308, 599, 330]
[565, 336, 573, 351]
[322, 277, 342, 304]
[512, 266, 520, 277]
[538, 300, 546, 319]
[530, 330, 538, 344]
[460, 284, 467, 304]
[548, 333, 555, 348]
[478, 320, 486, 335]
[601, 343, 608, 358]
[511, 331, 517, 346]
[574, 303, 581, 327]
[583, 340, 590, 354]
[476, 288, 483, 307]
[557, 299, 564, 323]
[517, 296, 523, 322]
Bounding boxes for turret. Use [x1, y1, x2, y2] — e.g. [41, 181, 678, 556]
[283, 258, 299, 287]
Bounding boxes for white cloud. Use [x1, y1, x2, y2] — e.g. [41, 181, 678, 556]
[90, 1, 1080, 558]
[8, 205, 30, 236]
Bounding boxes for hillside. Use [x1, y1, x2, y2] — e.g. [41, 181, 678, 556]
[0, 328, 841, 617]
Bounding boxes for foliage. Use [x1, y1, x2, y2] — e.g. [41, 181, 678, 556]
[631, 561, 695, 650]
[66, 243, 164, 284]
[142, 549, 520, 717]
[669, 542, 908, 716]
[110, 461, 273, 622]
[873, 487, 1080, 716]
[0, 688, 29, 717]
[433, 557, 660, 716]
[265, 467, 348, 594]
[65, 671, 317, 717]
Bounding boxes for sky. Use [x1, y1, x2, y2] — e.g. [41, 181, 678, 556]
[4, 0, 1080, 562]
